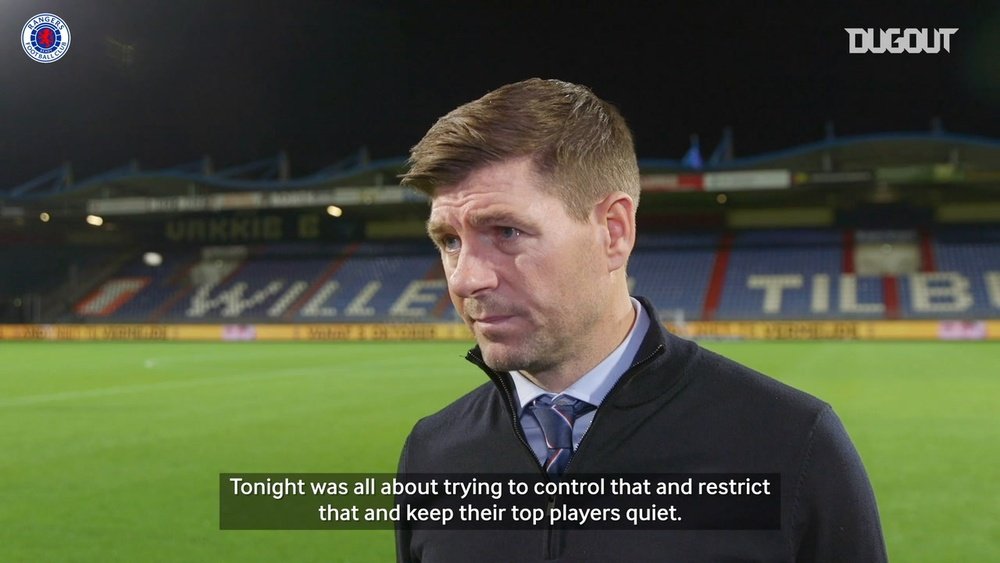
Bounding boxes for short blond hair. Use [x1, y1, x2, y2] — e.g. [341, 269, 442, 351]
[401, 78, 640, 221]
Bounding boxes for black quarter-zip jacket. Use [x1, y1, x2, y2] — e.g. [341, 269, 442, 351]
[396, 297, 887, 563]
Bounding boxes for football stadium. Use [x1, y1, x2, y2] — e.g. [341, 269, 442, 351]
[4, 3, 1000, 562]
[3, 131, 999, 561]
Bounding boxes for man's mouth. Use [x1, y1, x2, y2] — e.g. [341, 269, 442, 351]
[472, 315, 514, 325]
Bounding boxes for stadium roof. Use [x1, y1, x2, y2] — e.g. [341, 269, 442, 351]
[3, 132, 1000, 211]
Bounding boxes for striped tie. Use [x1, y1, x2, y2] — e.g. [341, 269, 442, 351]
[527, 395, 596, 478]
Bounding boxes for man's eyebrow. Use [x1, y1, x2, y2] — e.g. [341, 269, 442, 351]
[426, 209, 537, 241]
[467, 209, 532, 229]
[426, 220, 451, 241]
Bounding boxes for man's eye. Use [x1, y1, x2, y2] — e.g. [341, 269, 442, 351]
[442, 236, 461, 252]
[498, 227, 521, 241]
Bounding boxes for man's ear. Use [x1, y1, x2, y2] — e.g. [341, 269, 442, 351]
[596, 192, 636, 272]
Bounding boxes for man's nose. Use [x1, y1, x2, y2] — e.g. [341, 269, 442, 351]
[448, 244, 499, 298]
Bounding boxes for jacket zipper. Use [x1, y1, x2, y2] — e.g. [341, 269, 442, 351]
[469, 343, 665, 560]
[561, 343, 665, 475]
[465, 351, 545, 475]
[467, 350, 572, 560]
[547, 343, 665, 559]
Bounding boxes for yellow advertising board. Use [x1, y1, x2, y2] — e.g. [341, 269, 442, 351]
[1, 321, 998, 342]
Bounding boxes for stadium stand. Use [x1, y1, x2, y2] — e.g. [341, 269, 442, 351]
[57, 225, 1000, 323]
[3, 132, 999, 325]
[629, 232, 719, 321]
[905, 224, 1000, 318]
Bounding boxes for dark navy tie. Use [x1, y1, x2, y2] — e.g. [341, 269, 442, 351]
[527, 395, 596, 478]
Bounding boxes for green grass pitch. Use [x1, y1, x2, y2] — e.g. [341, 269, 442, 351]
[1, 340, 997, 562]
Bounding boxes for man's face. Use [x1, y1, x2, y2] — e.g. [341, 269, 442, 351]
[427, 158, 610, 376]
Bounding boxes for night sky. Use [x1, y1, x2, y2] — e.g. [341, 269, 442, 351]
[4, 1, 999, 187]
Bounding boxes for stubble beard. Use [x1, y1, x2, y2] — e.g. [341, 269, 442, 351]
[463, 271, 608, 380]
[463, 297, 558, 374]
[478, 328, 559, 375]
[474, 304, 601, 380]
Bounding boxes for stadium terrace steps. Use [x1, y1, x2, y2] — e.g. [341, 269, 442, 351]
[66, 227, 1000, 323]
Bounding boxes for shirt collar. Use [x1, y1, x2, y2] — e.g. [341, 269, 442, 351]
[511, 297, 650, 410]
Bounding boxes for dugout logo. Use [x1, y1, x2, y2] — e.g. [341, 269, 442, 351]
[845, 28, 957, 54]
[21, 13, 71, 63]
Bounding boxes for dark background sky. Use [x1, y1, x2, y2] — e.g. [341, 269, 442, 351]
[3, 1, 999, 186]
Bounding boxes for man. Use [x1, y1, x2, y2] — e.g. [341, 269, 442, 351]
[396, 78, 886, 562]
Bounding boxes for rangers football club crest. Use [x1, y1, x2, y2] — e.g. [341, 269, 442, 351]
[22, 13, 72, 63]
